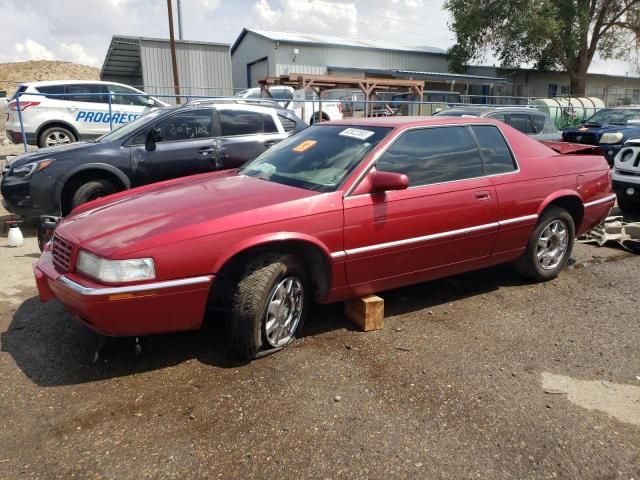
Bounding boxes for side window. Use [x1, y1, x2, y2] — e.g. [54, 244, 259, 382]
[219, 109, 263, 136]
[154, 109, 213, 142]
[66, 84, 108, 103]
[487, 113, 507, 123]
[36, 85, 66, 99]
[107, 85, 149, 107]
[270, 88, 293, 100]
[376, 126, 483, 187]
[508, 114, 532, 134]
[471, 125, 517, 175]
[278, 114, 297, 132]
[531, 114, 546, 133]
[263, 113, 278, 133]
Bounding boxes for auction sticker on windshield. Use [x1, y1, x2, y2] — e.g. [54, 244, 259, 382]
[293, 140, 317, 152]
[339, 128, 375, 140]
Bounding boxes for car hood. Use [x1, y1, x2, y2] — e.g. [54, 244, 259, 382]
[56, 171, 325, 257]
[7, 142, 103, 168]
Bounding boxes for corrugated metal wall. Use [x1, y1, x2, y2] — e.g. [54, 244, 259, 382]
[140, 39, 233, 103]
[231, 32, 276, 90]
[273, 43, 449, 77]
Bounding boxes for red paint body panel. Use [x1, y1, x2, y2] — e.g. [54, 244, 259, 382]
[34, 117, 614, 336]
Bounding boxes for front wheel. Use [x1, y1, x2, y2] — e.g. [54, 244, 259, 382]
[227, 254, 308, 360]
[514, 206, 575, 281]
[71, 179, 118, 211]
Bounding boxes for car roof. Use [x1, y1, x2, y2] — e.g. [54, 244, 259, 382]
[22, 80, 138, 88]
[323, 116, 506, 128]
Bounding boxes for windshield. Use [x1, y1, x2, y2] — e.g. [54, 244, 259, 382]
[585, 108, 640, 126]
[239, 125, 392, 192]
[96, 108, 169, 143]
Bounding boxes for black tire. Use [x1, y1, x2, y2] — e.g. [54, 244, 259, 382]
[514, 206, 575, 281]
[616, 193, 640, 214]
[227, 254, 309, 360]
[71, 179, 118, 210]
[38, 126, 76, 148]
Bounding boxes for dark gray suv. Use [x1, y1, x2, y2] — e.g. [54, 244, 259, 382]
[1, 99, 306, 217]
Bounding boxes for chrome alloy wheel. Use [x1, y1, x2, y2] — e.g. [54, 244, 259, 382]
[45, 130, 72, 147]
[536, 219, 569, 270]
[264, 276, 304, 348]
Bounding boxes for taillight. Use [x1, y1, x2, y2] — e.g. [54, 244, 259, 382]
[8, 101, 41, 111]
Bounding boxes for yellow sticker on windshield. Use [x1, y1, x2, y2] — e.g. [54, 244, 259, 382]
[293, 140, 317, 152]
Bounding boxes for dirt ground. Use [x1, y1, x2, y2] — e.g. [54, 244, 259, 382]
[0, 206, 639, 479]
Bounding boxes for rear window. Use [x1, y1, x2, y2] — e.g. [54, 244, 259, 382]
[10, 85, 28, 101]
[35, 85, 65, 99]
[219, 109, 263, 136]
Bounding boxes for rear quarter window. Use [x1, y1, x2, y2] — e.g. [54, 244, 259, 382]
[471, 125, 517, 175]
[278, 114, 298, 132]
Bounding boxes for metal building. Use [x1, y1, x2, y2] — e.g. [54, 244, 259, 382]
[231, 28, 454, 90]
[101, 35, 233, 101]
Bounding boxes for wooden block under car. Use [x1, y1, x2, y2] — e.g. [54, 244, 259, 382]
[344, 295, 384, 331]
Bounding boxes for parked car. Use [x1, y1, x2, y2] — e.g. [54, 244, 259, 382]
[235, 86, 343, 124]
[1, 99, 305, 217]
[34, 117, 614, 360]
[435, 106, 562, 141]
[4, 80, 168, 148]
[612, 138, 640, 212]
[562, 106, 640, 165]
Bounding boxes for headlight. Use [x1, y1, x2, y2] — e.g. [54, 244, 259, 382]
[599, 132, 623, 144]
[76, 250, 156, 283]
[10, 159, 55, 178]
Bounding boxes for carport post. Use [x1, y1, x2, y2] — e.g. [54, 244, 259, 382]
[15, 93, 28, 153]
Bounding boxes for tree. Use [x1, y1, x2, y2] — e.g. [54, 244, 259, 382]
[445, 0, 640, 95]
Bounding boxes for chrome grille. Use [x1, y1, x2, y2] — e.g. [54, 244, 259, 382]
[563, 132, 598, 145]
[52, 234, 74, 273]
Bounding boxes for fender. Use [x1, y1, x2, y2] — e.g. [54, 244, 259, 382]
[535, 189, 584, 217]
[36, 120, 80, 142]
[55, 163, 132, 205]
[212, 231, 335, 274]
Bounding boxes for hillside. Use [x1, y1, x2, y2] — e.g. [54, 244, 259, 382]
[0, 60, 100, 98]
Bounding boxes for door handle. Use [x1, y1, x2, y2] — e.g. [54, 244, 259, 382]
[198, 147, 215, 155]
[475, 191, 491, 201]
[264, 139, 279, 147]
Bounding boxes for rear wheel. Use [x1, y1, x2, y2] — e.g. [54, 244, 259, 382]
[38, 126, 76, 148]
[71, 179, 118, 210]
[515, 206, 575, 281]
[226, 254, 308, 360]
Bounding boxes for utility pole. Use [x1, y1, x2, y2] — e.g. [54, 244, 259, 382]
[167, 0, 181, 104]
[177, 0, 184, 40]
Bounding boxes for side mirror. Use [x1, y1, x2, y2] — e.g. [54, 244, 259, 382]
[371, 171, 409, 192]
[145, 127, 162, 151]
[146, 98, 156, 107]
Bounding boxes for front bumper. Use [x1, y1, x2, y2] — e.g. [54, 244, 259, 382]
[34, 249, 213, 336]
[1, 171, 63, 217]
[613, 179, 640, 201]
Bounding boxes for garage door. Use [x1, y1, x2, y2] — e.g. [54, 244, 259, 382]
[248, 59, 268, 87]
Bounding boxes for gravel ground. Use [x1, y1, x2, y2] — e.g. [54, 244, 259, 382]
[0, 206, 638, 479]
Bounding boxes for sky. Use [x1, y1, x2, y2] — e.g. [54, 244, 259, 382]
[0, 0, 631, 76]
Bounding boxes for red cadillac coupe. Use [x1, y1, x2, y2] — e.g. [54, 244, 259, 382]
[34, 117, 615, 359]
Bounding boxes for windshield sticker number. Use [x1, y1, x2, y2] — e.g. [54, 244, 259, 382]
[293, 140, 317, 153]
[339, 128, 375, 140]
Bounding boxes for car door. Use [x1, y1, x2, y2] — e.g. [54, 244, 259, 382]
[343, 125, 498, 287]
[129, 108, 219, 184]
[64, 83, 110, 139]
[216, 107, 285, 168]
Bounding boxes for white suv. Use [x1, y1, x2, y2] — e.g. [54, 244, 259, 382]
[5, 80, 167, 147]
[236, 86, 343, 124]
